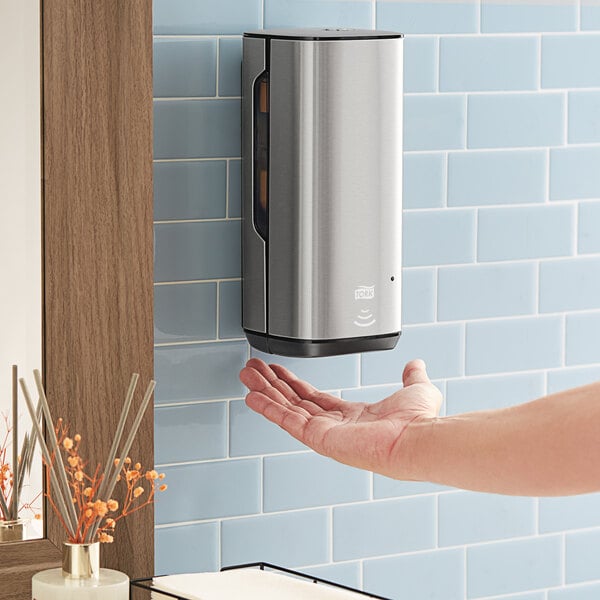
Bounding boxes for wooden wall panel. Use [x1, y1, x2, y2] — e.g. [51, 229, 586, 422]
[42, 0, 154, 580]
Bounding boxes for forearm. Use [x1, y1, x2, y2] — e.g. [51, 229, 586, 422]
[402, 381, 600, 496]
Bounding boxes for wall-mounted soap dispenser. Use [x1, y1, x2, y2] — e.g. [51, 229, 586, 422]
[242, 28, 403, 357]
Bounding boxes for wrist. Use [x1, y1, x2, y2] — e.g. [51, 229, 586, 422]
[394, 415, 437, 481]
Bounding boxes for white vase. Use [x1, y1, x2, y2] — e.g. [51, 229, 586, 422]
[32, 541, 129, 600]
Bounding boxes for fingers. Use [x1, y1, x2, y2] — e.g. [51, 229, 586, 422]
[270, 363, 344, 412]
[402, 359, 431, 387]
[245, 391, 307, 440]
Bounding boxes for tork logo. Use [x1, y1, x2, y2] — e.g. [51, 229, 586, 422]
[354, 285, 375, 300]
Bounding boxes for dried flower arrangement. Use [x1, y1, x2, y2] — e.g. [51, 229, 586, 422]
[0, 365, 41, 524]
[19, 371, 166, 544]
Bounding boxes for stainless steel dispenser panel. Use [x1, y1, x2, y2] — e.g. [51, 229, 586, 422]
[242, 36, 267, 333]
[268, 37, 403, 341]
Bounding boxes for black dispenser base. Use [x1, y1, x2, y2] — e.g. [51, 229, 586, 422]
[244, 330, 401, 358]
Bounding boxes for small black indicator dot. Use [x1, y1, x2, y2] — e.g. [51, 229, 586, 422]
[390, 276, 395, 282]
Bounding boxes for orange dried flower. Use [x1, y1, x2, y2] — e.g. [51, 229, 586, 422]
[133, 486, 144, 498]
[159, 484, 167, 492]
[134, 462, 141, 471]
[98, 532, 114, 543]
[67, 456, 79, 468]
[94, 500, 108, 518]
[74, 434, 81, 442]
[105, 518, 116, 528]
[63, 437, 73, 450]
[74, 471, 84, 482]
[107, 499, 119, 512]
[83, 487, 93, 498]
[145, 470, 158, 481]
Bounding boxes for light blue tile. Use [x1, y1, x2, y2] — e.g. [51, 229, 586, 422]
[566, 529, 600, 583]
[155, 221, 241, 282]
[154, 99, 240, 159]
[373, 476, 451, 499]
[448, 150, 546, 206]
[478, 205, 574, 262]
[403, 209, 476, 267]
[548, 366, 600, 394]
[539, 257, 600, 313]
[579, 201, 600, 254]
[467, 536, 562, 598]
[468, 93, 564, 149]
[567, 313, 600, 366]
[227, 159, 241, 218]
[569, 92, 600, 143]
[221, 509, 329, 567]
[403, 153, 445, 209]
[404, 95, 466, 151]
[543, 35, 600, 88]
[153, 39, 217, 98]
[218, 38, 242, 97]
[154, 0, 262, 34]
[155, 341, 247, 404]
[466, 316, 562, 375]
[154, 283, 217, 344]
[377, 1, 477, 33]
[155, 459, 260, 524]
[439, 491, 535, 546]
[482, 1, 577, 32]
[155, 402, 226, 464]
[582, 4, 600, 30]
[333, 497, 435, 560]
[402, 268, 436, 324]
[551, 147, 600, 200]
[438, 263, 536, 321]
[219, 280, 243, 339]
[304, 563, 361, 590]
[154, 161, 227, 221]
[404, 36, 438, 93]
[486, 595, 545, 600]
[250, 349, 359, 390]
[265, 0, 372, 28]
[362, 323, 464, 384]
[540, 493, 600, 533]
[229, 399, 306, 456]
[440, 36, 538, 91]
[264, 453, 369, 512]
[342, 384, 403, 403]
[364, 549, 464, 600]
[155, 522, 219, 575]
[446, 372, 545, 415]
[550, 584, 600, 600]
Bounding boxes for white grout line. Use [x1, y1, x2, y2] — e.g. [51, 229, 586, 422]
[574, 201, 580, 256]
[154, 156, 239, 163]
[561, 314, 567, 367]
[328, 507, 334, 562]
[154, 96, 241, 101]
[561, 532, 567, 585]
[154, 217, 241, 224]
[154, 277, 241, 286]
[563, 90, 570, 146]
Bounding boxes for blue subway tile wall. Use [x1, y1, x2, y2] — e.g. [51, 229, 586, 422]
[153, 2, 600, 597]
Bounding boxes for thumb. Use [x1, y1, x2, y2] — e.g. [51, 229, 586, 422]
[402, 359, 431, 387]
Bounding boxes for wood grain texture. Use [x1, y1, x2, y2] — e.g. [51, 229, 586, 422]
[42, 0, 154, 578]
[0, 2, 153, 595]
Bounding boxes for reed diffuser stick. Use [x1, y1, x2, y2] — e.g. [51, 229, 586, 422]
[11, 365, 18, 520]
[19, 379, 76, 538]
[0, 475, 9, 520]
[86, 379, 155, 542]
[16, 400, 41, 503]
[95, 373, 139, 503]
[32, 370, 79, 533]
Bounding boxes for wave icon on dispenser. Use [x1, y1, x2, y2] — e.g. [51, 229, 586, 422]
[354, 308, 376, 328]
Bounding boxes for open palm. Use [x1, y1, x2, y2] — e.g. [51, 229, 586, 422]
[239, 358, 443, 479]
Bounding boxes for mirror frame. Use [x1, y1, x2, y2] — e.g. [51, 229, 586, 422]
[0, 2, 154, 597]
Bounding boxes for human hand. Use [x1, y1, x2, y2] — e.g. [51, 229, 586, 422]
[239, 358, 443, 479]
